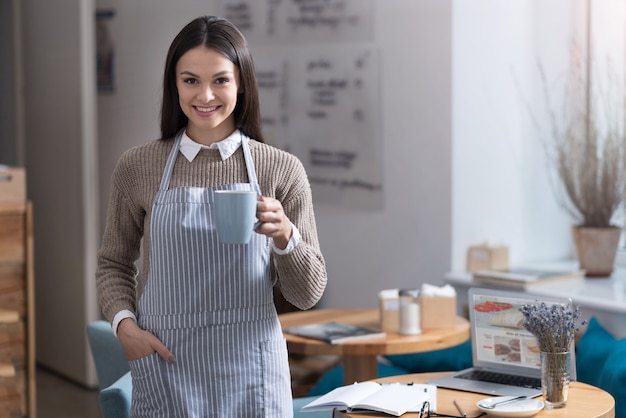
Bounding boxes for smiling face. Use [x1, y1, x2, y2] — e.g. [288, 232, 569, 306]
[175, 46, 240, 144]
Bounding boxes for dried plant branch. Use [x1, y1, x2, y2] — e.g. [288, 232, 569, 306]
[540, 51, 626, 227]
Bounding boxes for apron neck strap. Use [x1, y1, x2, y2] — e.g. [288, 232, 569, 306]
[159, 129, 261, 194]
[159, 129, 185, 191]
[240, 132, 261, 195]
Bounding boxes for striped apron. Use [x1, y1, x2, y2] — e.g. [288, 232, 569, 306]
[129, 131, 293, 418]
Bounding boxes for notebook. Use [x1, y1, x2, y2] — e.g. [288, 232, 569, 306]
[427, 287, 576, 397]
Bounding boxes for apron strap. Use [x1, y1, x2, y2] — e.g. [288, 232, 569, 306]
[240, 132, 262, 195]
[159, 129, 185, 191]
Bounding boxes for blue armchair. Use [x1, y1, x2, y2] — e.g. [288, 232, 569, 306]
[87, 320, 325, 417]
[86, 320, 132, 418]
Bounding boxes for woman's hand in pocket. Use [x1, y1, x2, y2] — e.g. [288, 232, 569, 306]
[117, 318, 176, 364]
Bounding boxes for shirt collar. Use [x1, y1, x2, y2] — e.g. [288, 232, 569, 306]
[179, 130, 242, 162]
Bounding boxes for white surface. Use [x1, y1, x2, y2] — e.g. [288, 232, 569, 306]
[448, 264, 626, 314]
[477, 396, 544, 418]
[446, 260, 626, 338]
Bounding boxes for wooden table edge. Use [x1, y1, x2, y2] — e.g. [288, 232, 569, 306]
[280, 308, 470, 356]
[280, 308, 470, 385]
[334, 372, 615, 418]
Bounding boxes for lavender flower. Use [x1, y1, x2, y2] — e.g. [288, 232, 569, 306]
[519, 302, 586, 353]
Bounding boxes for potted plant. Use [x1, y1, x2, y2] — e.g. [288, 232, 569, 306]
[540, 57, 626, 277]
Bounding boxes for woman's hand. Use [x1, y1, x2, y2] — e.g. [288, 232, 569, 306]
[116, 318, 176, 364]
[255, 196, 293, 250]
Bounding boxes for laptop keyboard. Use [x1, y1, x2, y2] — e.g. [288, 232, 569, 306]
[456, 370, 541, 389]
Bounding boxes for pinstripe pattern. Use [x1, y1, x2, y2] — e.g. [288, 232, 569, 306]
[129, 131, 293, 417]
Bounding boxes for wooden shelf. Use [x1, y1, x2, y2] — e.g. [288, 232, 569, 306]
[0, 199, 36, 417]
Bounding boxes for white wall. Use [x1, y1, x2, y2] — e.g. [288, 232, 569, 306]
[452, 0, 625, 272]
[451, 0, 576, 272]
[22, 0, 100, 386]
[316, 1, 453, 307]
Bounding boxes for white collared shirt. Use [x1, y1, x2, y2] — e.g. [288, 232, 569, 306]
[179, 130, 242, 162]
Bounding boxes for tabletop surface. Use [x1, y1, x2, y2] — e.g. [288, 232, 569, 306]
[279, 308, 470, 356]
[334, 372, 615, 418]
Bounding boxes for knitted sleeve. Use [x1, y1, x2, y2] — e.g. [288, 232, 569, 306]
[265, 150, 327, 310]
[95, 149, 145, 322]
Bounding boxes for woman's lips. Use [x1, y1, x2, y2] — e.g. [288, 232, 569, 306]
[194, 105, 219, 115]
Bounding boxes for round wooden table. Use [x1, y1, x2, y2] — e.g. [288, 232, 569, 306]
[279, 308, 470, 385]
[334, 372, 615, 417]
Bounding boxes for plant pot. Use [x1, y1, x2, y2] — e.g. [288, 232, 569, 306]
[571, 226, 621, 277]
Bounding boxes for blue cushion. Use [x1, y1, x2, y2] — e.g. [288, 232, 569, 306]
[306, 362, 409, 396]
[576, 317, 616, 387]
[99, 372, 132, 418]
[383, 340, 473, 373]
[293, 396, 331, 417]
[87, 320, 130, 390]
[599, 339, 626, 418]
[576, 317, 626, 418]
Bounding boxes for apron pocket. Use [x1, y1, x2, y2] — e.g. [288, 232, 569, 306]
[259, 337, 292, 417]
[129, 351, 161, 379]
[129, 352, 170, 417]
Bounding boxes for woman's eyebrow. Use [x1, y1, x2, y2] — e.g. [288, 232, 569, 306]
[179, 70, 199, 77]
[178, 69, 234, 77]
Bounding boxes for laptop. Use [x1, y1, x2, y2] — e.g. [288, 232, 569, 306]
[427, 287, 576, 397]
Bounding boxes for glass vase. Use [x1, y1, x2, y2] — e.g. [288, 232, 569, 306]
[541, 351, 570, 408]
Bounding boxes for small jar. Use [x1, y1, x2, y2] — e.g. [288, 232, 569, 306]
[398, 289, 421, 335]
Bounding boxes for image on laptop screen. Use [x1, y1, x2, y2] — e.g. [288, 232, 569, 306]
[470, 291, 542, 371]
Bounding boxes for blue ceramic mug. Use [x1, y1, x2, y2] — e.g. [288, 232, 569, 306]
[214, 190, 260, 244]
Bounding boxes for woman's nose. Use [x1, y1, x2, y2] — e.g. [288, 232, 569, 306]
[197, 85, 214, 102]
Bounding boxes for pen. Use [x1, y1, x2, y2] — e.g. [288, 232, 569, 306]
[453, 399, 467, 418]
[377, 381, 414, 386]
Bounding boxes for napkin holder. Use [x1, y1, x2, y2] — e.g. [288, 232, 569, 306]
[420, 285, 457, 329]
[378, 289, 399, 332]
[466, 244, 509, 273]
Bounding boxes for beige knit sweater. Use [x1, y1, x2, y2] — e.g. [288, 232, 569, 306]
[96, 137, 327, 322]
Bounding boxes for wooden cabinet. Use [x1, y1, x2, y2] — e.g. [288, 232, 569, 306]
[0, 167, 36, 417]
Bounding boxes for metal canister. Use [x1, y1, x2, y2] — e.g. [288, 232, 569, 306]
[398, 289, 421, 335]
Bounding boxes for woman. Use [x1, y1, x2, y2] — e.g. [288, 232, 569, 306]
[96, 15, 327, 417]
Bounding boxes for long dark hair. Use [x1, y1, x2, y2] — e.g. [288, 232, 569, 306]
[160, 16, 264, 142]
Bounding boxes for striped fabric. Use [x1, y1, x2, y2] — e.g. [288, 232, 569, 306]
[129, 131, 292, 417]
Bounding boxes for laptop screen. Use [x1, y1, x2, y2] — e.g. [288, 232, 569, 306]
[468, 288, 575, 377]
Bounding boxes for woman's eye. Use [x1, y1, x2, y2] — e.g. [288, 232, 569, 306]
[215, 77, 230, 85]
[183, 78, 198, 85]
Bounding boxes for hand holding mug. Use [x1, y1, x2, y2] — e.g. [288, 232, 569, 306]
[254, 195, 293, 250]
[214, 191, 292, 247]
